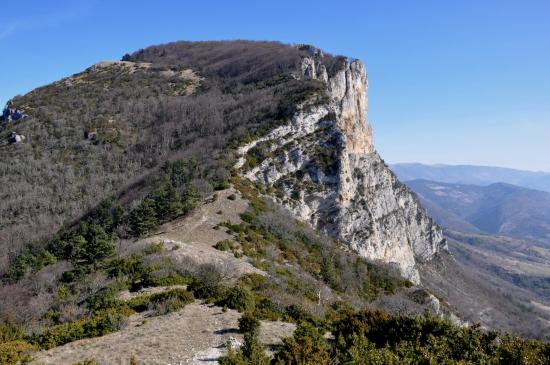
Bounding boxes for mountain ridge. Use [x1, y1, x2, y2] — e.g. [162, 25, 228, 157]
[391, 162, 550, 192]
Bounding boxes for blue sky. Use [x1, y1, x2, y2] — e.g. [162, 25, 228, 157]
[1, 0, 549, 171]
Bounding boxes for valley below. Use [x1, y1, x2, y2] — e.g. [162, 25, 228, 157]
[396, 175, 550, 340]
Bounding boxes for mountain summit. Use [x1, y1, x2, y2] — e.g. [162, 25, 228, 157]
[233, 47, 446, 282]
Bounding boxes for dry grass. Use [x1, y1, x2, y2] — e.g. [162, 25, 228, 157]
[32, 302, 239, 365]
[32, 301, 295, 365]
[140, 188, 265, 280]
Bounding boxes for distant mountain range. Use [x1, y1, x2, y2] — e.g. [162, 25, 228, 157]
[391, 163, 550, 193]
[405, 179, 550, 244]
[392, 165, 550, 308]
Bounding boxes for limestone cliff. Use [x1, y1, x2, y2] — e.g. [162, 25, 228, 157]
[237, 52, 447, 283]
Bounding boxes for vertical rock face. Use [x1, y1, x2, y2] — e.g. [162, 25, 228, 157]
[237, 54, 446, 283]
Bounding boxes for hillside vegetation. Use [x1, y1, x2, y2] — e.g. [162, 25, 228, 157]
[3, 179, 549, 364]
[0, 41, 549, 364]
[0, 41, 335, 271]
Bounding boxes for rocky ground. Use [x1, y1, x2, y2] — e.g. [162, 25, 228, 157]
[33, 302, 295, 365]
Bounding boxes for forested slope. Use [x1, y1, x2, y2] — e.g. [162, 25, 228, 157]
[0, 41, 335, 271]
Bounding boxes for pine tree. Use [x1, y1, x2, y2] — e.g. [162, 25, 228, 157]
[75, 224, 116, 266]
[152, 176, 184, 222]
[218, 314, 269, 365]
[273, 321, 331, 365]
[129, 199, 158, 237]
[320, 254, 338, 289]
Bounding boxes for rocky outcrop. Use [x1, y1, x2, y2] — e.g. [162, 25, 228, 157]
[8, 131, 25, 144]
[1, 100, 27, 123]
[237, 53, 446, 283]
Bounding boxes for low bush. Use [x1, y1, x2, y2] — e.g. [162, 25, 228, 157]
[237, 273, 267, 290]
[148, 272, 190, 287]
[238, 313, 260, 334]
[283, 304, 318, 325]
[253, 298, 282, 321]
[106, 254, 191, 292]
[143, 242, 164, 255]
[188, 264, 229, 303]
[224, 185, 412, 306]
[0, 321, 25, 343]
[125, 295, 151, 312]
[189, 280, 229, 303]
[6, 247, 57, 280]
[86, 286, 126, 313]
[219, 312, 270, 365]
[273, 321, 331, 365]
[127, 289, 194, 315]
[220, 286, 255, 313]
[33, 309, 130, 349]
[149, 289, 194, 315]
[0, 340, 35, 365]
[214, 240, 236, 252]
[330, 308, 550, 364]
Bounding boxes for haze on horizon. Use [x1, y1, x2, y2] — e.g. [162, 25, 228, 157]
[1, 0, 548, 171]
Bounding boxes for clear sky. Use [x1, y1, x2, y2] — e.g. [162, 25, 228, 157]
[1, 0, 549, 171]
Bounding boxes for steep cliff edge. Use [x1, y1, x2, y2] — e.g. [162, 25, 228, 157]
[237, 51, 446, 283]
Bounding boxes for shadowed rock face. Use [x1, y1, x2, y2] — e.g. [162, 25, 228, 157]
[238, 51, 446, 283]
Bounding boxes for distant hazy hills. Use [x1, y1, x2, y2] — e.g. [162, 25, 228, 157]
[391, 163, 550, 193]
[393, 164, 550, 309]
[405, 179, 550, 244]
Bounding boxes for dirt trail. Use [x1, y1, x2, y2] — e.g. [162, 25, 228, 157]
[32, 189, 293, 364]
[32, 302, 294, 365]
[33, 302, 239, 365]
[141, 188, 264, 280]
[158, 188, 246, 245]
